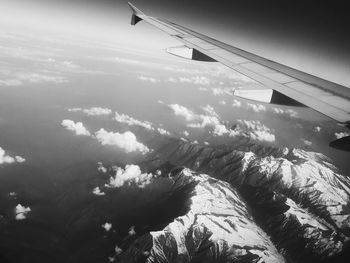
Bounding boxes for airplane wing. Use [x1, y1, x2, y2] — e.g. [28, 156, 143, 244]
[127, 2, 350, 148]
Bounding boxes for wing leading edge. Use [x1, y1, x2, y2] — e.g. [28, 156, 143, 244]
[127, 2, 350, 126]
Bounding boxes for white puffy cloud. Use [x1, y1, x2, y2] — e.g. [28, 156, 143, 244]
[92, 187, 105, 196]
[15, 156, 26, 163]
[128, 225, 136, 236]
[137, 75, 160, 83]
[272, 107, 284, 114]
[102, 222, 112, 231]
[61, 119, 91, 136]
[178, 76, 211, 85]
[237, 120, 275, 142]
[313, 126, 322, 133]
[169, 104, 196, 121]
[302, 139, 312, 146]
[334, 132, 350, 139]
[0, 147, 26, 165]
[170, 104, 234, 137]
[211, 87, 232, 96]
[115, 245, 123, 255]
[95, 129, 150, 154]
[68, 107, 112, 116]
[15, 204, 31, 220]
[201, 105, 219, 118]
[199, 87, 207, 91]
[168, 103, 274, 142]
[106, 164, 154, 188]
[97, 162, 107, 173]
[219, 100, 226, 105]
[247, 103, 266, 112]
[157, 128, 170, 135]
[115, 112, 153, 130]
[232, 99, 242, 108]
[9, 192, 17, 197]
[272, 107, 298, 118]
[182, 130, 190, 137]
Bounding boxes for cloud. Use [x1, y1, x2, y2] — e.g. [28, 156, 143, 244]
[115, 112, 153, 130]
[0, 79, 23, 86]
[247, 103, 266, 113]
[272, 107, 298, 118]
[102, 222, 112, 231]
[170, 103, 234, 136]
[334, 132, 350, 139]
[92, 187, 105, 196]
[211, 87, 232, 96]
[0, 147, 26, 165]
[97, 162, 107, 173]
[128, 225, 136, 236]
[19, 73, 67, 84]
[199, 87, 207, 91]
[137, 75, 161, 83]
[178, 76, 211, 85]
[313, 126, 322, 133]
[232, 99, 242, 108]
[168, 103, 274, 142]
[61, 120, 91, 136]
[115, 245, 123, 255]
[201, 105, 219, 118]
[68, 107, 112, 116]
[9, 192, 17, 197]
[237, 120, 275, 142]
[182, 130, 190, 137]
[157, 128, 170, 135]
[169, 104, 196, 121]
[15, 156, 26, 163]
[219, 100, 226, 105]
[61, 60, 79, 70]
[95, 129, 150, 154]
[302, 139, 312, 146]
[105, 164, 154, 188]
[15, 204, 31, 220]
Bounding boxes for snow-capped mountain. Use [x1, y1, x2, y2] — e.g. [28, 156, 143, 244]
[119, 167, 285, 262]
[117, 139, 350, 262]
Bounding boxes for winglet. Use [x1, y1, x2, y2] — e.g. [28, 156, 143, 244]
[128, 2, 145, 25]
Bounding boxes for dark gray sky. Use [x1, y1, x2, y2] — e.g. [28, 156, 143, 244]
[1, 0, 350, 86]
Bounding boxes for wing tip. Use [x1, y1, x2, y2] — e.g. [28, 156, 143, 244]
[128, 2, 145, 25]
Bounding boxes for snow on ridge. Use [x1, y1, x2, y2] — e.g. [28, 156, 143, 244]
[145, 168, 285, 262]
[246, 148, 350, 231]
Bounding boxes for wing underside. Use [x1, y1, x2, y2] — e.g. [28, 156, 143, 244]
[128, 2, 350, 125]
